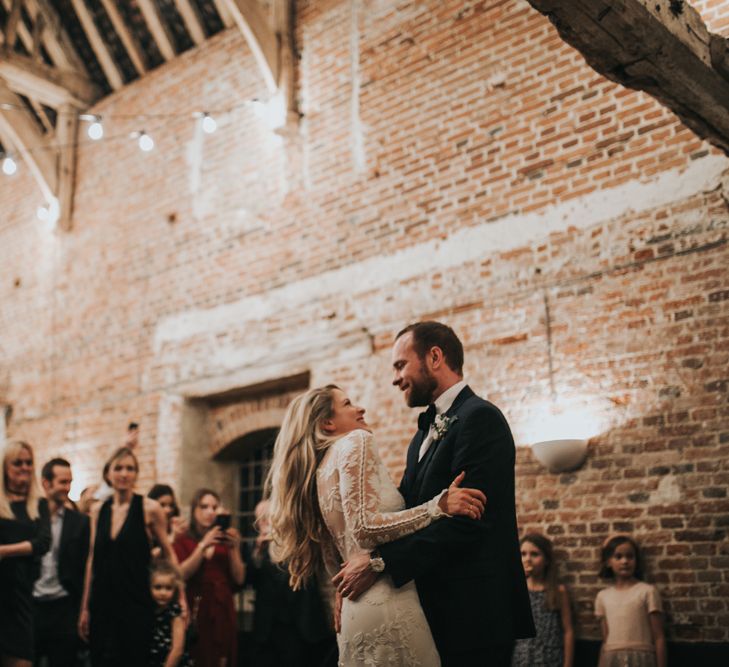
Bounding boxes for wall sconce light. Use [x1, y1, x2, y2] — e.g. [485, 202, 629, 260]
[530, 438, 589, 473]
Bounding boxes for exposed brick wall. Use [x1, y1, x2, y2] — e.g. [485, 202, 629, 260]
[0, 0, 727, 645]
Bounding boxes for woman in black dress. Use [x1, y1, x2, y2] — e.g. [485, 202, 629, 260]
[0, 440, 50, 667]
[78, 447, 178, 667]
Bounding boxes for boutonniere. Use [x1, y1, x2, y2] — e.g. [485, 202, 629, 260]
[432, 414, 457, 442]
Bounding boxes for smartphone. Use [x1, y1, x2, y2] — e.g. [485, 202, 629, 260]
[214, 514, 231, 531]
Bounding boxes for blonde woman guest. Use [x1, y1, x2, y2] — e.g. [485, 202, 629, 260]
[267, 385, 487, 667]
[78, 447, 179, 667]
[0, 440, 51, 667]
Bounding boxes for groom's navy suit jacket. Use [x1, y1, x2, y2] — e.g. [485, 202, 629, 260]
[378, 385, 534, 656]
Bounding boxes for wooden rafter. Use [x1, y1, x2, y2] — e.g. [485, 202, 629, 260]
[98, 0, 148, 75]
[0, 47, 99, 107]
[4, 0, 22, 49]
[69, 0, 124, 89]
[0, 83, 56, 201]
[525, 0, 729, 155]
[55, 102, 77, 230]
[212, 0, 234, 28]
[1, 0, 34, 58]
[173, 0, 207, 46]
[137, 0, 176, 61]
[29, 0, 88, 74]
[224, 0, 280, 92]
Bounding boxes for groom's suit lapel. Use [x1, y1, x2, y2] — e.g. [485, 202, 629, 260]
[411, 385, 474, 502]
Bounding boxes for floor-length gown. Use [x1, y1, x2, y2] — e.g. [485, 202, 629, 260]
[316, 428, 443, 667]
[89, 493, 154, 666]
[174, 534, 238, 667]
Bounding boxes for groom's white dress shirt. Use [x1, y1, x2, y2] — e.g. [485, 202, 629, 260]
[417, 379, 468, 462]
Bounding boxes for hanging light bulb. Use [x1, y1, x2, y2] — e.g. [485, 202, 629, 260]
[36, 205, 49, 221]
[88, 118, 103, 140]
[2, 156, 17, 175]
[138, 132, 154, 152]
[201, 113, 217, 134]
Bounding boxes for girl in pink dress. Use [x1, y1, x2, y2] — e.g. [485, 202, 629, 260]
[595, 535, 666, 667]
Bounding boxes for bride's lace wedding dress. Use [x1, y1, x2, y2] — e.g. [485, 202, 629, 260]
[317, 428, 443, 667]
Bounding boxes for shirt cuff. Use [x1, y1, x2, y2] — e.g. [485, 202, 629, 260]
[427, 489, 450, 518]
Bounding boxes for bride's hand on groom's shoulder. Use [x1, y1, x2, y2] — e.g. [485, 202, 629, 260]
[439, 471, 487, 520]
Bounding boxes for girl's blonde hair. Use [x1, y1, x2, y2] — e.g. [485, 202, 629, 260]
[0, 440, 41, 520]
[265, 385, 340, 590]
[521, 533, 561, 611]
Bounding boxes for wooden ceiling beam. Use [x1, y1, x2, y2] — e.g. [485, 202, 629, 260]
[223, 0, 279, 92]
[525, 0, 729, 155]
[174, 0, 206, 46]
[0, 47, 100, 107]
[137, 0, 176, 61]
[0, 82, 56, 201]
[212, 0, 234, 28]
[29, 0, 89, 75]
[4, 0, 22, 49]
[98, 0, 148, 75]
[69, 0, 124, 90]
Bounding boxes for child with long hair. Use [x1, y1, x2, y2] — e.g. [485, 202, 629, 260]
[149, 560, 192, 667]
[512, 533, 574, 667]
[595, 535, 666, 667]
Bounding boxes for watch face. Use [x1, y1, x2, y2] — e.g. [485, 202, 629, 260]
[370, 557, 385, 573]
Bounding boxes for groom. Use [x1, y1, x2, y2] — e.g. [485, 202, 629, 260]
[333, 321, 534, 666]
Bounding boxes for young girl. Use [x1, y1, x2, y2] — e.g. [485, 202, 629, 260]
[595, 535, 666, 667]
[512, 533, 574, 667]
[149, 560, 192, 667]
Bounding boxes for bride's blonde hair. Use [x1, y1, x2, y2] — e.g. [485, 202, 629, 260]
[266, 385, 339, 590]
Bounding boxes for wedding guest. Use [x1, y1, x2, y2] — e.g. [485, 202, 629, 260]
[0, 440, 51, 667]
[246, 499, 337, 667]
[512, 533, 574, 667]
[174, 488, 245, 667]
[33, 458, 90, 667]
[78, 447, 178, 667]
[596, 535, 666, 667]
[149, 560, 192, 667]
[148, 484, 185, 559]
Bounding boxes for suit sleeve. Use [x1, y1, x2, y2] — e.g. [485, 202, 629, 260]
[31, 499, 52, 556]
[378, 403, 514, 586]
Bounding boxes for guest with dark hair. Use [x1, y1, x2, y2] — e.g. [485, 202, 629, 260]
[246, 499, 337, 667]
[148, 484, 185, 558]
[174, 488, 245, 667]
[0, 440, 50, 667]
[33, 457, 90, 667]
[79, 447, 179, 667]
[512, 533, 573, 667]
[596, 535, 666, 667]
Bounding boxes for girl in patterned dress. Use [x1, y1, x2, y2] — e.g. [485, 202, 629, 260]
[512, 534, 574, 667]
[149, 560, 192, 667]
[595, 535, 666, 667]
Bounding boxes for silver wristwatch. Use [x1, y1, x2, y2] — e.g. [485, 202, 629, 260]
[369, 550, 385, 573]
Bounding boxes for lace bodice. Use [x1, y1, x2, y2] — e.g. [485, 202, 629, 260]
[316, 429, 443, 574]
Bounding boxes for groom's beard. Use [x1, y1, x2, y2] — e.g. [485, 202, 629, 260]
[406, 364, 438, 407]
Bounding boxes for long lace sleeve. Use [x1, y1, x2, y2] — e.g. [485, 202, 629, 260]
[338, 430, 445, 551]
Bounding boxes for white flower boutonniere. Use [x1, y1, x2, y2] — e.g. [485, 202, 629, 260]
[432, 414, 458, 442]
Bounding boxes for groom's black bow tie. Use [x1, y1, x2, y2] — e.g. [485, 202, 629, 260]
[417, 404, 437, 432]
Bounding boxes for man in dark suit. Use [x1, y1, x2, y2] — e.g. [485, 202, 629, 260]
[333, 321, 534, 666]
[246, 500, 337, 667]
[33, 458, 90, 667]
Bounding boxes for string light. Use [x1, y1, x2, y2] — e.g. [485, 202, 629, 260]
[201, 113, 217, 134]
[2, 156, 17, 175]
[80, 113, 104, 140]
[137, 131, 154, 152]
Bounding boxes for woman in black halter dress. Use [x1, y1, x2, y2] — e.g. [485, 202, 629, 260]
[78, 447, 179, 667]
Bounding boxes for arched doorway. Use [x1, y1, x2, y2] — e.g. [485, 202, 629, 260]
[214, 427, 277, 547]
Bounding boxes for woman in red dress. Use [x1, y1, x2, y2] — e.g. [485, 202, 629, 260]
[174, 488, 245, 667]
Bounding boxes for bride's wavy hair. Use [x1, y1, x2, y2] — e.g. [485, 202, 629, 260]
[265, 384, 340, 590]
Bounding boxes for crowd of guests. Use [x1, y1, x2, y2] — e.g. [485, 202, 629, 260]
[0, 432, 665, 667]
[0, 434, 336, 667]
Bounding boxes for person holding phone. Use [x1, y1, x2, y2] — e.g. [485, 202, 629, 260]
[173, 488, 244, 667]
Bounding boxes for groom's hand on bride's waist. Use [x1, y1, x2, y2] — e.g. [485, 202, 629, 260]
[332, 551, 378, 601]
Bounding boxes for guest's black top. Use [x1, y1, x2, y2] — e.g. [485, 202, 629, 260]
[0, 499, 51, 660]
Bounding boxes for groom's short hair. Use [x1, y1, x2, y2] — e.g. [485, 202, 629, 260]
[396, 321, 464, 375]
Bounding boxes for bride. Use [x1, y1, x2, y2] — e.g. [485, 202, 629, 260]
[266, 385, 486, 666]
